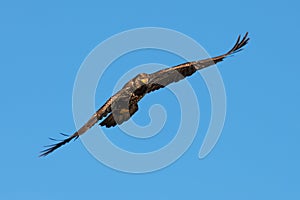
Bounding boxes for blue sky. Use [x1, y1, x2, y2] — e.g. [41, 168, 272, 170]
[1, 0, 300, 199]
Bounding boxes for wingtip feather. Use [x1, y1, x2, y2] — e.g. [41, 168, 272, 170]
[39, 132, 78, 157]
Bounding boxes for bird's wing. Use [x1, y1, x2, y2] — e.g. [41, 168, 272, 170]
[39, 94, 119, 157]
[146, 32, 249, 93]
[99, 101, 139, 128]
[40, 33, 249, 157]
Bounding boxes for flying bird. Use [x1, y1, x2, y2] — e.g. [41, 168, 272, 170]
[40, 33, 249, 156]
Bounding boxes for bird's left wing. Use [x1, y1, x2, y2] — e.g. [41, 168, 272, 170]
[146, 62, 198, 93]
[146, 32, 249, 93]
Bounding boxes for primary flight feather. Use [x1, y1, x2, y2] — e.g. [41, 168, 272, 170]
[40, 33, 249, 157]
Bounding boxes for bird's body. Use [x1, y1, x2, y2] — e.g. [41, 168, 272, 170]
[40, 33, 249, 157]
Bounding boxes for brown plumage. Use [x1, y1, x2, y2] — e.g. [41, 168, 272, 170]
[40, 33, 249, 157]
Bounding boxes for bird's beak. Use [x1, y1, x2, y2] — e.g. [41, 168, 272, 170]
[141, 78, 148, 84]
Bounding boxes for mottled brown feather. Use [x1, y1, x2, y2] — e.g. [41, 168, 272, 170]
[146, 32, 249, 93]
[40, 33, 249, 157]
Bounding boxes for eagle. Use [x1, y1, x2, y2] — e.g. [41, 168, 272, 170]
[40, 33, 249, 157]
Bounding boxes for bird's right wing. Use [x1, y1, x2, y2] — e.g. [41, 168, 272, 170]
[40, 94, 119, 157]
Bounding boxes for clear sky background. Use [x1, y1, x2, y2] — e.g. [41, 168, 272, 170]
[1, 0, 299, 199]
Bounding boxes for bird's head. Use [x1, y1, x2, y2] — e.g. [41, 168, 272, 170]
[135, 73, 149, 86]
[139, 73, 149, 84]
